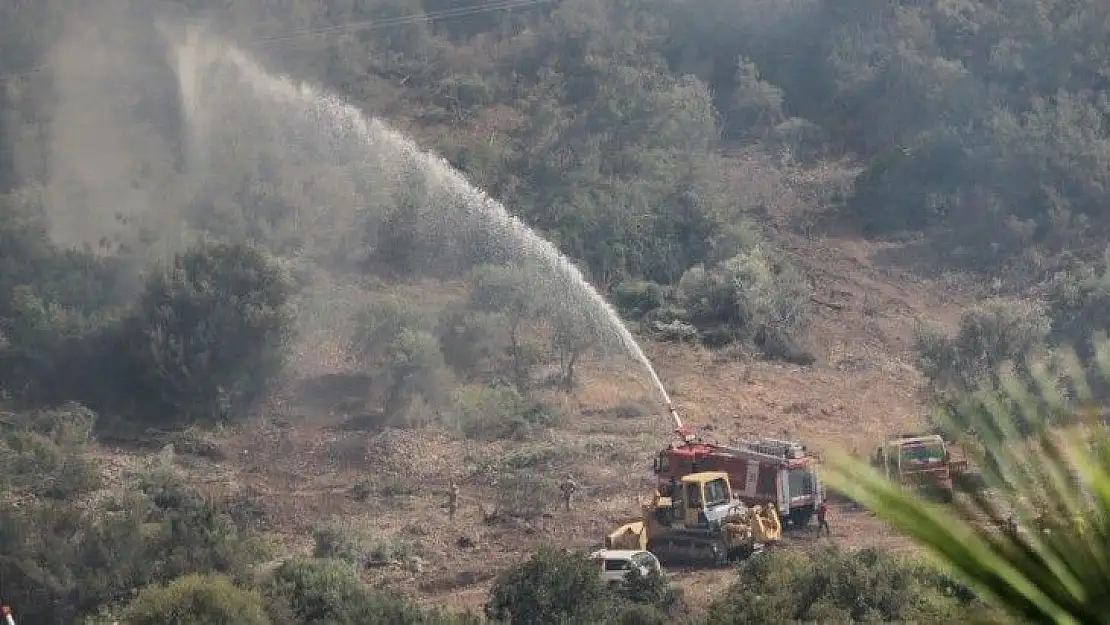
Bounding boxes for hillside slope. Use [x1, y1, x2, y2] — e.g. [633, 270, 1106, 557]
[87, 178, 975, 613]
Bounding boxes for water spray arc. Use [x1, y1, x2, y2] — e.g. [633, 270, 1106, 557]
[166, 27, 680, 423]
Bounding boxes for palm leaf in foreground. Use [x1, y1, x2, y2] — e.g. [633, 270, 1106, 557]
[824, 343, 1110, 625]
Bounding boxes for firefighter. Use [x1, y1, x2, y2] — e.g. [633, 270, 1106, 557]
[560, 474, 577, 511]
[447, 481, 460, 521]
[816, 500, 831, 536]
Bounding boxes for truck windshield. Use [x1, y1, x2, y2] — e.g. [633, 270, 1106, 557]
[900, 442, 945, 465]
[704, 478, 730, 507]
[788, 468, 815, 496]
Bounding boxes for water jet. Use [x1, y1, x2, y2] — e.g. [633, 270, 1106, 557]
[167, 27, 676, 413]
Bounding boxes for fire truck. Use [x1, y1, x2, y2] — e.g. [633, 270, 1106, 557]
[872, 432, 968, 501]
[652, 405, 824, 527]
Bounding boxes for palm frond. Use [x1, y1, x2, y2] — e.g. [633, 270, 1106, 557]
[824, 340, 1110, 625]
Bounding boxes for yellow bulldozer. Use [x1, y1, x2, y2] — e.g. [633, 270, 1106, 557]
[605, 471, 782, 566]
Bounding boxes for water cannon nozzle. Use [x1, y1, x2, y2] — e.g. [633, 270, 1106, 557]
[666, 401, 697, 444]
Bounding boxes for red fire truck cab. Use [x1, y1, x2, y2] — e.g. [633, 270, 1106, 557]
[653, 438, 823, 527]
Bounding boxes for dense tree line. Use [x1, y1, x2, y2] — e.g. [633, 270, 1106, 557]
[3, 0, 1110, 280]
[3, 0, 1108, 390]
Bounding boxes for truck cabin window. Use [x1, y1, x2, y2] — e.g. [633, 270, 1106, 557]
[604, 559, 632, 572]
[704, 478, 729, 507]
[788, 468, 815, 496]
[901, 442, 944, 465]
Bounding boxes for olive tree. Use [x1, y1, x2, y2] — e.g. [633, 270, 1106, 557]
[467, 264, 543, 392]
[351, 296, 448, 424]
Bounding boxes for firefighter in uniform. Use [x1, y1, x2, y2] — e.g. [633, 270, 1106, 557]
[447, 481, 460, 521]
[816, 500, 831, 536]
[560, 474, 577, 511]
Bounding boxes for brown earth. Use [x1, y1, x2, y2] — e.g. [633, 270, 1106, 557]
[90, 160, 980, 617]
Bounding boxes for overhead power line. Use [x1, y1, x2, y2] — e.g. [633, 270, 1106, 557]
[253, 0, 549, 44]
[0, 0, 552, 83]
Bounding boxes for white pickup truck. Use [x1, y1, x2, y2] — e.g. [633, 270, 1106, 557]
[589, 549, 663, 586]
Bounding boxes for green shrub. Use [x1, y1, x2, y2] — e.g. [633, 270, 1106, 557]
[486, 547, 607, 625]
[726, 57, 786, 140]
[0, 459, 274, 624]
[703, 545, 974, 624]
[121, 574, 271, 625]
[0, 404, 101, 499]
[914, 297, 1051, 395]
[350, 296, 438, 367]
[466, 264, 547, 391]
[1049, 253, 1110, 356]
[265, 557, 439, 625]
[0, 284, 124, 410]
[613, 280, 666, 319]
[620, 568, 682, 609]
[122, 241, 296, 425]
[766, 117, 830, 163]
[351, 297, 450, 424]
[366, 536, 421, 566]
[607, 603, 671, 625]
[674, 246, 813, 361]
[643, 306, 700, 343]
[312, 521, 365, 565]
[451, 384, 564, 440]
[437, 306, 510, 381]
[381, 328, 451, 423]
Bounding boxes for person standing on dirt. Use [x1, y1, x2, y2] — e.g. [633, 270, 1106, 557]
[816, 501, 831, 536]
[447, 481, 460, 521]
[560, 474, 577, 511]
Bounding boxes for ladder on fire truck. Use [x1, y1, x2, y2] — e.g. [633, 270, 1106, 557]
[720, 438, 810, 461]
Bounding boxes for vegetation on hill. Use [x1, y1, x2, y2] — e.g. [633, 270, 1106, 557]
[1, 0, 1110, 622]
